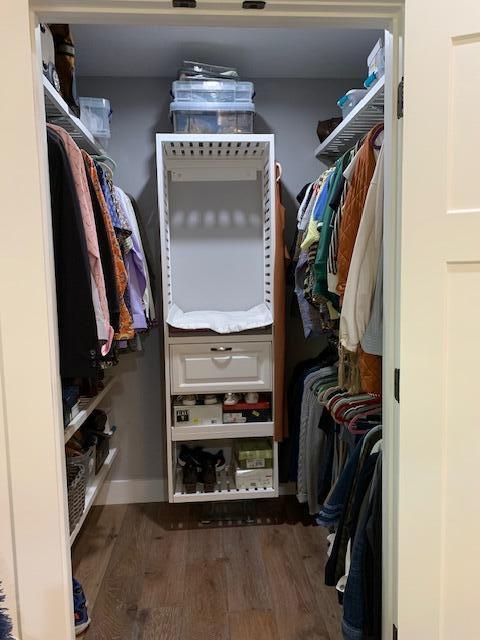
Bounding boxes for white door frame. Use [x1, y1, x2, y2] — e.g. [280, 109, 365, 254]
[0, 2, 404, 638]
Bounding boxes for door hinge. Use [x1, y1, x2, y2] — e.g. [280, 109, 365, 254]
[393, 623, 398, 639]
[394, 368, 400, 403]
[397, 77, 404, 119]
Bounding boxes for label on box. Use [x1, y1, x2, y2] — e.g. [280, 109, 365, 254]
[223, 413, 247, 424]
[247, 458, 265, 469]
[176, 409, 190, 423]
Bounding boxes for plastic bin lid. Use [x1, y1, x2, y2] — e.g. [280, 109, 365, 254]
[172, 79, 254, 89]
[170, 100, 255, 113]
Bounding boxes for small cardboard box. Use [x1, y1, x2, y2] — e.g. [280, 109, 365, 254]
[235, 467, 273, 490]
[173, 403, 222, 427]
[234, 438, 273, 469]
[223, 400, 271, 424]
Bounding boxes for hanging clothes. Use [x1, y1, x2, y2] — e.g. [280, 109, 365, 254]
[82, 152, 134, 342]
[115, 187, 148, 332]
[48, 124, 114, 355]
[273, 172, 290, 441]
[46, 128, 98, 377]
[336, 123, 384, 303]
[340, 145, 384, 353]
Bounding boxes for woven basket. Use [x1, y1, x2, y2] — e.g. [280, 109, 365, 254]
[67, 444, 96, 486]
[66, 464, 86, 533]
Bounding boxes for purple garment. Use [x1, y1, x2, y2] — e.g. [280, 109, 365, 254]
[114, 187, 148, 331]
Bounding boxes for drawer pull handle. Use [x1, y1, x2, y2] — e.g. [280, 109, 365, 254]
[210, 347, 232, 352]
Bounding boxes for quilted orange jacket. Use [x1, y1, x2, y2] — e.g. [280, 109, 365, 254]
[336, 123, 384, 302]
[337, 123, 384, 395]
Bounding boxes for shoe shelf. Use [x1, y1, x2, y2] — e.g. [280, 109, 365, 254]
[70, 447, 118, 545]
[43, 75, 106, 156]
[171, 421, 274, 441]
[314, 76, 384, 161]
[173, 466, 276, 503]
[64, 377, 116, 443]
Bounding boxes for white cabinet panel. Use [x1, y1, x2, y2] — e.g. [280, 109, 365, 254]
[170, 341, 272, 393]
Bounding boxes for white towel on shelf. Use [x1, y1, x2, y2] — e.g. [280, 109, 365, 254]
[167, 303, 273, 334]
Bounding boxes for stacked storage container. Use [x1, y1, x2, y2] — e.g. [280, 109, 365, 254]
[170, 79, 255, 134]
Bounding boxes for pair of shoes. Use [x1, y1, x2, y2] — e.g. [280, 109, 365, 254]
[224, 392, 259, 405]
[73, 578, 90, 636]
[178, 445, 225, 493]
[176, 395, 220, 406]
[176, 395, 197, 406]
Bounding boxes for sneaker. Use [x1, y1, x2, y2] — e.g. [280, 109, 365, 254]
[204, 394, 219, 405]
[224, 392, 240, 405]
[244, 392, 259, 404]
[200, 457, 217, 492]
[177, 395, 197, 406]
[177, 444, 202, 469]
[73, 578, 90, 636]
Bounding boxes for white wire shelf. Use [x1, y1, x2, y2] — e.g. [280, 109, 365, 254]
[171, 421, 274, 442]
[315, 76, 385, 161]
[70, 447, 118, 545]
[173, 466, 276, 503]
[43, 75, 106, 156]
[64, 377, 116, 443]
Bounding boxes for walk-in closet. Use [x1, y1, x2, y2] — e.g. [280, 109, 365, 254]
[2, 2, 411, 638]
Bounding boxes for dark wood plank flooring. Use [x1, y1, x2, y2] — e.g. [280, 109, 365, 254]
[72, 497, 342, 640]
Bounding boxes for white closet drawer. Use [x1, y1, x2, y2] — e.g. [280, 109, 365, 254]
[170, 342, 272, 393]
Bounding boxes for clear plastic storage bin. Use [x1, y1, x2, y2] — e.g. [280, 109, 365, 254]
[79, 97, 111, 140]
[337, 89, 368, 119]
[170, 100, 255, 134]
[172, 80, 254, 103]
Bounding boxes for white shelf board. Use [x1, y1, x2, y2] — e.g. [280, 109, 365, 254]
[64, 377, 116, 443]
[315, 76, 385, 161]
[70, 447, 118, 545]
[173, 466, 277, 503]
[171, 421, 274, 441]
[43, 75, 106, 156]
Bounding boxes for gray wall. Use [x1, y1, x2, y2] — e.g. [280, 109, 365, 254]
[78, 76, 359, 486]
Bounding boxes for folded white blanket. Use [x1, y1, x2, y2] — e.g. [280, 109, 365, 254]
[167, 303, 273, 334]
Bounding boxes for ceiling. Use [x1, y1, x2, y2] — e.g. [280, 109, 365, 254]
[73, 25, 382, 79]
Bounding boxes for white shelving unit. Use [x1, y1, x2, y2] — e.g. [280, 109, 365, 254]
[64, 377, 116, 443]
[315, 76, 385, 160]
[43, 75, 105, 156]
[70, 447, 118, 545]
[156, 134, 279, 503]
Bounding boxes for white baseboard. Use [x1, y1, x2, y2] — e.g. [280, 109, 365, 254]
[95, 478, 167, 505]
[96, 478, 296, 505]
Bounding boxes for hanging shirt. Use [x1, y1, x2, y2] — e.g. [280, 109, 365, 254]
[47, 128, 99, 377]
[48, 124, 113, 355]
[115, 187, 148, 331]
[300, 171, 334, 252]
[340, 145, 384, 352]
[82, 152, 134, 341]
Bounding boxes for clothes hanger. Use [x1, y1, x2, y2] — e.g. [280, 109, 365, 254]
[93, 153, 117, 177]
[370, 123, 385, 150]
[275, 161, 282, 183]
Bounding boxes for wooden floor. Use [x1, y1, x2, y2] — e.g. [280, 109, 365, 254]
[72, 497, 342, 640]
